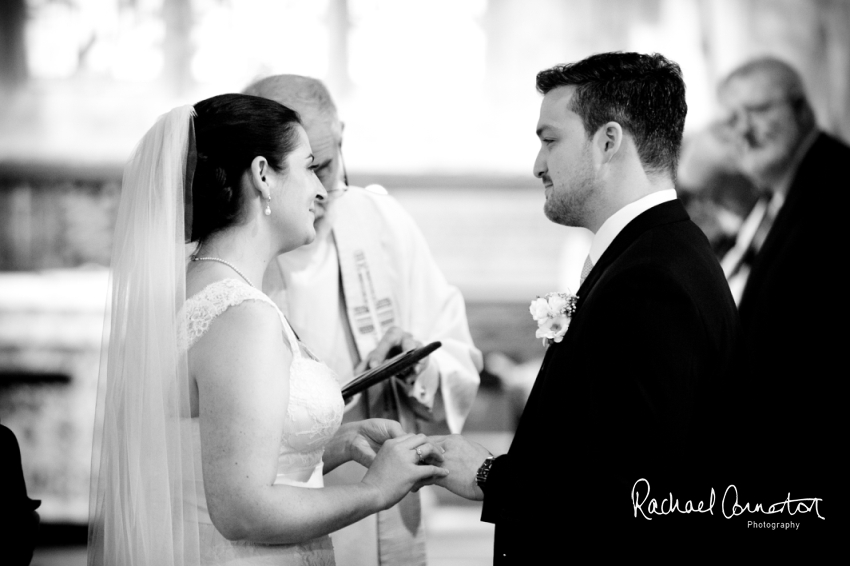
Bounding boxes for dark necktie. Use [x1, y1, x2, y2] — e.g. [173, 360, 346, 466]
[721, 192, 783, 303]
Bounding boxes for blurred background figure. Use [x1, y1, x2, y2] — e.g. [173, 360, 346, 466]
[676, 122, 759, 258]
[717, 58, 821, 301]
[715, 57, 848, 514]
[1, 422, 41, 566]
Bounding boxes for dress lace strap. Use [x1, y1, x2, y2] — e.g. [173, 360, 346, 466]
[277, 310, 302, 359]
[180, 278, 302, 357]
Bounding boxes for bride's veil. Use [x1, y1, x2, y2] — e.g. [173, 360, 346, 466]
[87, 105, 201, 566]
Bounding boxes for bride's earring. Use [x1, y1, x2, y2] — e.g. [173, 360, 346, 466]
[264, 195, 272, 216]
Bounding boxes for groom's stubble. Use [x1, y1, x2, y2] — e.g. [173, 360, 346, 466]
[543, 140, 598, 228]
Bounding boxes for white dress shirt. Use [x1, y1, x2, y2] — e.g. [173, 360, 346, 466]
[588, 189, 678, 264]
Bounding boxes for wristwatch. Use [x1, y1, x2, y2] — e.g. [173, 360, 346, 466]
[475, 454, 495, 490]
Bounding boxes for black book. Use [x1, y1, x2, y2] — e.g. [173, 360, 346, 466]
[341, 341, 442, 402]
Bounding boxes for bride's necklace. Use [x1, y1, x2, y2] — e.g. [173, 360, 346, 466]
[192, 255, 255, 288]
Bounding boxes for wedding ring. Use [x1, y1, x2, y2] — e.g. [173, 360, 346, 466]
[415, 446, 423, 463]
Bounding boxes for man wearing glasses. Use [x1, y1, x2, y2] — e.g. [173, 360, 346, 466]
[244, 74, 482, 566]
[717, 57, 847, 525]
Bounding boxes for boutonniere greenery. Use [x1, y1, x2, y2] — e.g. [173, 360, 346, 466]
[529, 291, 578, 346]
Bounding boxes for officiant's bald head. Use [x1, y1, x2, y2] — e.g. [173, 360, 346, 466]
[245, 75, 338, 123]
[243, 75, 347, 212]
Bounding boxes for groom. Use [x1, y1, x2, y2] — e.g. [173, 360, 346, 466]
[434, 52, 739, 559]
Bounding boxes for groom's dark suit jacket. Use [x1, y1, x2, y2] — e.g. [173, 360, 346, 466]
[481, 200, 739, 562]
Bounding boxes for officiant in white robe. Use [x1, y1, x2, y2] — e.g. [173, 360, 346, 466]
[249, 75, 482, 566]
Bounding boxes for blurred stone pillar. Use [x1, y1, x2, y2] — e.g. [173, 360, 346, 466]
[327, 0, 352, 101]
[163, 0, 194, 96]
[815, 0, 850, 140]
[0, 0, 27, 90]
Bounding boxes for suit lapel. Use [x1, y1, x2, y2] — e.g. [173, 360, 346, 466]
[511, 199, 689, 454]
[576, 199, 689, 304]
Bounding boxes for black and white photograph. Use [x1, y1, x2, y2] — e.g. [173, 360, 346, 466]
[1, 1, 845, 564]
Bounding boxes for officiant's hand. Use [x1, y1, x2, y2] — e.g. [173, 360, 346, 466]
[428, 435, 489, 501]
[355, 326, 429, 383]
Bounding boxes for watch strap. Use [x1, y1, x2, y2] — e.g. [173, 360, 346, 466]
[475, 454, 495, 489]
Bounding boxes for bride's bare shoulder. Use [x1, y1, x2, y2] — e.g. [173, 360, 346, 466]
[190, 296, 292, 387]
[185, 273, 291, 362]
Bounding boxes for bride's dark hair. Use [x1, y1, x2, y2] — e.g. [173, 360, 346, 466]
[190, 93, 302, 243]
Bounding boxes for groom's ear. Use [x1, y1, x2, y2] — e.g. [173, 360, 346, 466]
[593, 121, 623, 165]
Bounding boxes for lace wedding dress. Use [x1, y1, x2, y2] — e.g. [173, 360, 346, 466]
[179, 278, 345, 565]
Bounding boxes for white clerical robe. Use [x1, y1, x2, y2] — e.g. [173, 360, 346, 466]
[264, 186, 482, 566]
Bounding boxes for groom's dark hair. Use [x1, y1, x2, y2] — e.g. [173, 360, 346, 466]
[536, 52, 687, 178]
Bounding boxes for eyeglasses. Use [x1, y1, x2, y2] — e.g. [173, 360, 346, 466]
[721, 97, 793, 130]
[324, 147, 350, 200]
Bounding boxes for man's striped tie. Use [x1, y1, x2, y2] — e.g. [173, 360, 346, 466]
[579, 255, 594, 287]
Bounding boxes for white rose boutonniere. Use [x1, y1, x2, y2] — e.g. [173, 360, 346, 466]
[529, 291, 578, 346]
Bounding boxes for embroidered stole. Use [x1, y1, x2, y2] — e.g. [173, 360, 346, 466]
[334, 206, 397, 357]
[335, 197, 425, 566]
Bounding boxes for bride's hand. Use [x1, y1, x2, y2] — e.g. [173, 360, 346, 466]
[361, 434, 448, 510]
[346, 419, 406, 468]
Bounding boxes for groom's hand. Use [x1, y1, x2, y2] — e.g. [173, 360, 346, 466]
[428, 434, 489, 501]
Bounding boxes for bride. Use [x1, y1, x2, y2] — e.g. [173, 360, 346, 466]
[87, 94, 447, 566]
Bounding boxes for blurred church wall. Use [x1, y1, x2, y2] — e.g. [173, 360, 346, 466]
[1, 0, 848, 525]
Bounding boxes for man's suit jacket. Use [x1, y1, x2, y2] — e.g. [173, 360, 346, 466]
[481, 200, 739, 562]
[736, 132, 849, 520]
[0, 424, 40, 566]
